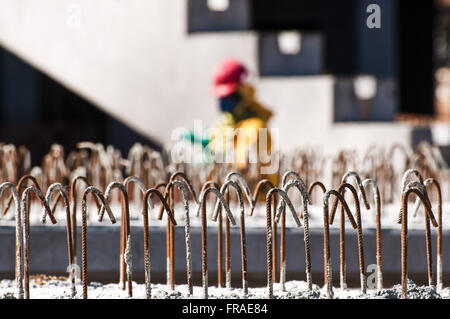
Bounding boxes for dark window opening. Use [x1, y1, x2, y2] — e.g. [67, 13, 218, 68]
[0, 47, 159, 166]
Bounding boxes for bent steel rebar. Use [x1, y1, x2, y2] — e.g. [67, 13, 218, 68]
[0, 182, 23, 298]
[329, 172, 367, 291]
[322, 190, 354, 299]
[411, 178, 443, 288]
[42, 183, 75, 297]
[158, 172, 198, 220]
[141, 188, 176, 299]
[329, 183, 366, 294]
[307, 181, 327, 201]
[81, 186, 116, 299]
[277, 171, 312, 272]
[199, 185, 236, 299]
[222, 172, 254, 284]
[210, 172, 252, 291]
[360, 179, 383, 291]
[250, 179, 275, 216]
[122, 176, 155, 290]
[276, 177, 312, 291]
[158, 172, 199, 290]
[397, 169, 427, 223]
[98, 181, 132, 297]
[21, 186, 54, 299]
[3, 174, 57, 224]
[212, 180, 248, 294]
[2, 175, 36, 217]
[333, 171, 371, 211]
[329, 185, 358, 292]
[198, 181, 224, 287]
[66, 176, 102, 272]
[164, 180, 194, 294]
[400, 183, 438, 299]
[265, 188, 301, 299]
[419, 179, 444, 291]
[123, 176, 154, 210]
[250, 179, 278, 283]
[224, 172, 254, 210]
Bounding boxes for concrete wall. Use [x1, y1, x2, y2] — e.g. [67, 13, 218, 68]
[0, 225, 448, 287]
[0, 0, 441, 155]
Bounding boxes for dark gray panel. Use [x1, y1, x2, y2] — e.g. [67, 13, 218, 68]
[258, 32, 324, 76]
[188, 0, 251, 32]
[334, 77, 397, 122]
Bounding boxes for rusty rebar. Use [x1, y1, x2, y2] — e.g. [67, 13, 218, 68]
[329, 183, 366, 294]
[21, 186, 54, 299]
[199, 185, 236, 299]
[81, 186, 116, 299]
[276, 175, 312, 291]
[412, 178, 443, 289]
[361, 179, 383, 291]
[43, 183, 76, 297]
[98, 182, 132, 297]
[212, 172, 252, 290]
[330, 187, 352, 291]
[224, 172, 254, 211]
[158, 172, 198, 290]
[2, 176, 29, 216]
[123, 175, 154, 210]
[65, 176, 102, 278]
[265, 188, 301, 299]
[158, 171, 198, 220]
[336, 171, 371, 211]
[397, 169, 426, 223]
[422, 179, 444, 291]
[322, 190, 354, 299]
[0, 183, 23, 298]
[224, 188, 231, 289]
[307, 181, 327, 200]
[400, 184, 437, 299]
[164, 180, 194, 294]
[212, 180, 248, 294]
[141, 188, 176, 298]
[198, 182, 223, 287]
[3, 175, 56, 224]
[250, 179, 277, 283]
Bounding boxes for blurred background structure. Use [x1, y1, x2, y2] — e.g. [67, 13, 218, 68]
[0, 0, 449, 164]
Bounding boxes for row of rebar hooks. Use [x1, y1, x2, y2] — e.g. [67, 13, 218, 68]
[1, 168, 444, 299]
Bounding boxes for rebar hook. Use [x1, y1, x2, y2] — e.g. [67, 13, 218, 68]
[42, 183, 76, 297]
[360, 179, 383, 291]
[265, 188, 300, 299]
[275, 178, 310, 291]
[212, 180, 249, 295]
[98, 181, 133, 297]
[329, 183, 366, 294]
[199, 185, 236, 299]
[141, 188, 176, 299]
[400, 184, 437, 299]
[81, 186, 116, 299]
[0, 183, 23, 298]
[322, 190, 354, 299]
[163, 180, 194, 294]
[413, 179, 444, 291]
[21, 186, 54, 299]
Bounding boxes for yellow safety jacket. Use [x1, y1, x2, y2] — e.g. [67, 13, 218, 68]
[208, 84, 277, 185]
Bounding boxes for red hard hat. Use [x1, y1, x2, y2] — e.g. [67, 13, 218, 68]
[211, 59, 248, 98]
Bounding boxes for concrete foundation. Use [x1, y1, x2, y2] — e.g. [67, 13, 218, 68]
[0, 224, 448, 288]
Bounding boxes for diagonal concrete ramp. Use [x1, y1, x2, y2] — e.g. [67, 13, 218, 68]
[0, 0, 427, 156]
[0, 0, 257, 145]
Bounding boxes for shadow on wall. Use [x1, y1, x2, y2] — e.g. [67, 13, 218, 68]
[0, 46, 160, 166]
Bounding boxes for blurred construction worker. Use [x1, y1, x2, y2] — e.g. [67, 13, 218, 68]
[183, 58, 276, 183]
